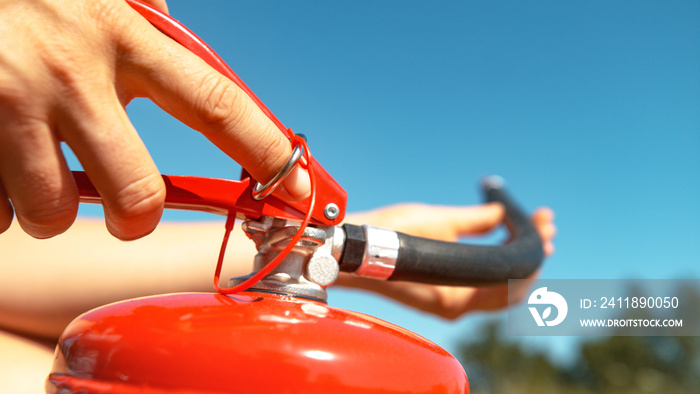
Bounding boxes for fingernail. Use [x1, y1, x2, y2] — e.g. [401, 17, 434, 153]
[275, 166, 311, 202]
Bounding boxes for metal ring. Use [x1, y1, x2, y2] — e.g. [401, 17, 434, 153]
[251, 143, 305, 200]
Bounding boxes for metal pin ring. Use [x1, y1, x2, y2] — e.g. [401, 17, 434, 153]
[251, 143, 305, 200]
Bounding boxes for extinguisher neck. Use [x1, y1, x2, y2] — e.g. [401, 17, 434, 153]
[231, 217, 343, 302]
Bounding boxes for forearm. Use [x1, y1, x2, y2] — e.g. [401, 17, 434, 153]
[0, 218, 256, 339]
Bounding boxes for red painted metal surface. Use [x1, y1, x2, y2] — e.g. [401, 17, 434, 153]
[46, 292, 468, 393]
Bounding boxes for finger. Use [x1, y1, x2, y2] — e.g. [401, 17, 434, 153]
[532, 207, 555, 226]
[0, 182, 13, 234]
[448, 202, 505, 236]
[531, 207, 556, 256]
[538, 222, 557, 241]
[273, 166, 311, 202]
[543, 242, 555, 257]
[57, 92, 165, 241]
[0, 117, 78, 238]
[115, 18, 310, 201]
[368, 202, 505, 242]
[532, 208, 556, 237]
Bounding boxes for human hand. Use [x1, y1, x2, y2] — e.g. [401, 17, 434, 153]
[337, 203, 556, 319]
[0, 0, 309, 240]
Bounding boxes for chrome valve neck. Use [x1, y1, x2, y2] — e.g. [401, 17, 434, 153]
[230, 217, 344, 302]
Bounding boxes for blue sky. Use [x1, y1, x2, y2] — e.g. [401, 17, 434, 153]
[73, 1, 699, 362]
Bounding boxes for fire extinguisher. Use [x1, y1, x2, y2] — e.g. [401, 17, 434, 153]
[45, 2, 544, 392]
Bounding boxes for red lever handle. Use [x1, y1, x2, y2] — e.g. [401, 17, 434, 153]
[108, 0, 347, 224]
[73, 170, 342, 225]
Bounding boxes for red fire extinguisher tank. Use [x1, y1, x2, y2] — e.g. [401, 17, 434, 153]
[46, 292, 469, 393]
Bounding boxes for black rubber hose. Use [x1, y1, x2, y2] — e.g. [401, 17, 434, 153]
[388, 177, 544, 286]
